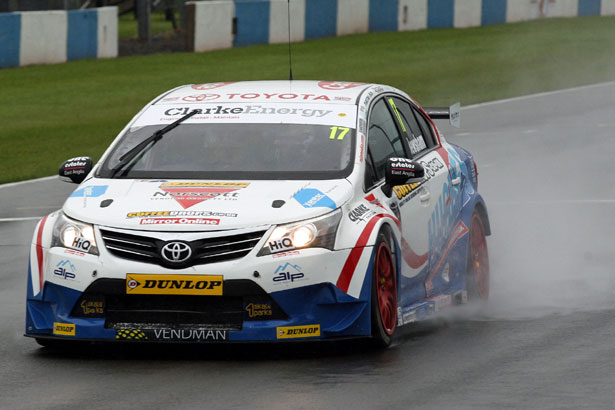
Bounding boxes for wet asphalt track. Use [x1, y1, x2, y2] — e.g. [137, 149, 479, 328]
[1, 82, 614, 410]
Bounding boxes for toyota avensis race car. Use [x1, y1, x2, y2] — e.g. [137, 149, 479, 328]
[25, 81, 490, 347]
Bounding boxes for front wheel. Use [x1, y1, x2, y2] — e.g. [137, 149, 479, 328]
[371, 232, 398, 347]
[466, 212, 490, 300]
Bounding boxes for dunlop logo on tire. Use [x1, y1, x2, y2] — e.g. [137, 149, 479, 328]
[276, 324, 320, 339]
[125, 274, 223, 295]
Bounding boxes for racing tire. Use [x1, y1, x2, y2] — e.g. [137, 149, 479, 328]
[466, 211, 490, 300]
[371, 231, 398, 347]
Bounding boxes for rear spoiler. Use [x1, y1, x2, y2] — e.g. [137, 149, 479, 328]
[424, 102, 460, 128]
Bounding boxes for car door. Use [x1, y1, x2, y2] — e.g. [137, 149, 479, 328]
[364, 97, 434, 306]
[399, 101, 463, 297]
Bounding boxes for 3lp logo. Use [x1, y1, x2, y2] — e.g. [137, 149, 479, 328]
[273, 262, 305, 283]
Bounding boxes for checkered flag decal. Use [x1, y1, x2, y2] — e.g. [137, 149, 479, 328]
[116, 329, 148, 340]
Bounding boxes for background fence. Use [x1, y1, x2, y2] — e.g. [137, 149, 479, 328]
[0, 6, 117, 68]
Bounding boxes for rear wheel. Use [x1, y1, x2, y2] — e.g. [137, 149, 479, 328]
[467, 212, 490, 300]
[371, 232, 398, 347]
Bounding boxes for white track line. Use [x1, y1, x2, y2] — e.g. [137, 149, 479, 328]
[0, 175, 57, 190]
[0, 216, 44, 223]
[463, 81, 615, 110]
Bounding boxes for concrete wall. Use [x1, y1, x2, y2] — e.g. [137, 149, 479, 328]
[398, 0, 428, 31]
[270, 0, 305, 43]
[0, 6, 118, 68]
[186, 1, 233, 52]
[602, 0, 615, 14]
[454, 0, 482, 27]
[183, 0, 615, 53]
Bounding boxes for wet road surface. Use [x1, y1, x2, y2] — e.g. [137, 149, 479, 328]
[1, 82, 614, 410]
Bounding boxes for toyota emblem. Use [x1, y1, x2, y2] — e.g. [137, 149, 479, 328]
[161, 242, 192, 263]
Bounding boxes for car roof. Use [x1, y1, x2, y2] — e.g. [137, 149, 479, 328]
[153, 80, 374, 106]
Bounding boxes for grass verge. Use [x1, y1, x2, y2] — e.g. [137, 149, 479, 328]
[0, 16, 614, 183]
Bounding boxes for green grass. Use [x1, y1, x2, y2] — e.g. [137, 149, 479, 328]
[1, 16, 614, 183]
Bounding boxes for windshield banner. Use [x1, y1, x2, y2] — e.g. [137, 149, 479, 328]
[134, 103, 357, 128]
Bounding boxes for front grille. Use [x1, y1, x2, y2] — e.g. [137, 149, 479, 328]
[106, 295, 244, 330]
[100, 229, 266, 268]
[70, 279, 288, 331]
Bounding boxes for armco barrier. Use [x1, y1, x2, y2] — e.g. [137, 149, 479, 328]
[0, 6, 117, 69]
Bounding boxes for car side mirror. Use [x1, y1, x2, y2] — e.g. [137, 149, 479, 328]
[59, 157, 93, 184]
[382, 157, 424, 197]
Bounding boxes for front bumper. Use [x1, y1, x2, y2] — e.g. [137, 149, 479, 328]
[25, 263, 374, 343]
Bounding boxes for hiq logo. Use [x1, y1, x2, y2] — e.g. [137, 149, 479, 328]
[268, 238, 293, 252]
[54, 260, 76, 280]
[72, 236, 91, 251]
[273, 263, 305, 283]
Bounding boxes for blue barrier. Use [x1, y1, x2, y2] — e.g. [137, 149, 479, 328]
[234, 0, 270, 47]
[0, 13, 20, 68]
[369, 0, 398, 32]
[482, 0, 507, 25]
[578, 0, 601, 15]
[428, 0, 454, 28]
[67, 9, 97, 60]
[305, 0, 337, 39]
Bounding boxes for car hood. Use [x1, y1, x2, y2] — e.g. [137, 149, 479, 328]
[63, 179, 353, 231]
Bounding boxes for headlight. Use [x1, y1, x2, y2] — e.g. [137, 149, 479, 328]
[258, 210, 342, 256]
[51, 213, 99, 255]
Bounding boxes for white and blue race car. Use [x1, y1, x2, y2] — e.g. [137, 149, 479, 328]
[25, 81, 490, 347]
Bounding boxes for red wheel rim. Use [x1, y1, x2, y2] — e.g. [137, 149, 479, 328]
[375, 241, 397, 335]
[470, 214, 490, 299]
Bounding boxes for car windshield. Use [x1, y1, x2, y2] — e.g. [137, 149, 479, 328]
[98, 123, 355, 180]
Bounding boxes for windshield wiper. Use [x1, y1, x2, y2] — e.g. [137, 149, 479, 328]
[110, 109, 199, 177]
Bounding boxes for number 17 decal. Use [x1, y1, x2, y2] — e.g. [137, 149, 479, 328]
[329, 126, 350, 140]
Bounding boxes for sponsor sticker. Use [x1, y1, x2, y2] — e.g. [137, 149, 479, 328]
[318, 81, 364, 90]
[272, 250, 300, 259]
[69, 185, 108, 198]
[393, 183, 421, 203]
[139, 217, 220, 225]
[347, 204, 375, 224]
[127, 210, 237, 219]
[267, 237, 294, 253]
[80, 299, 104, 316]
[277, 324, 320, 339]
[53, 322, 76, 336]
[152, 181, 249, 209]
[272, 263, 305, 284]
[293, 188, 336, 210]
[64, 249, 85, 257]
[135, 103, 357, 128]
[125, 274, 223, 295]
[53, 260, 76, 280]
[71, 235, 93, 252]
[116, 328, 228, 341]
[191, 82, 235, 90]
[245, 303, 273, 319]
